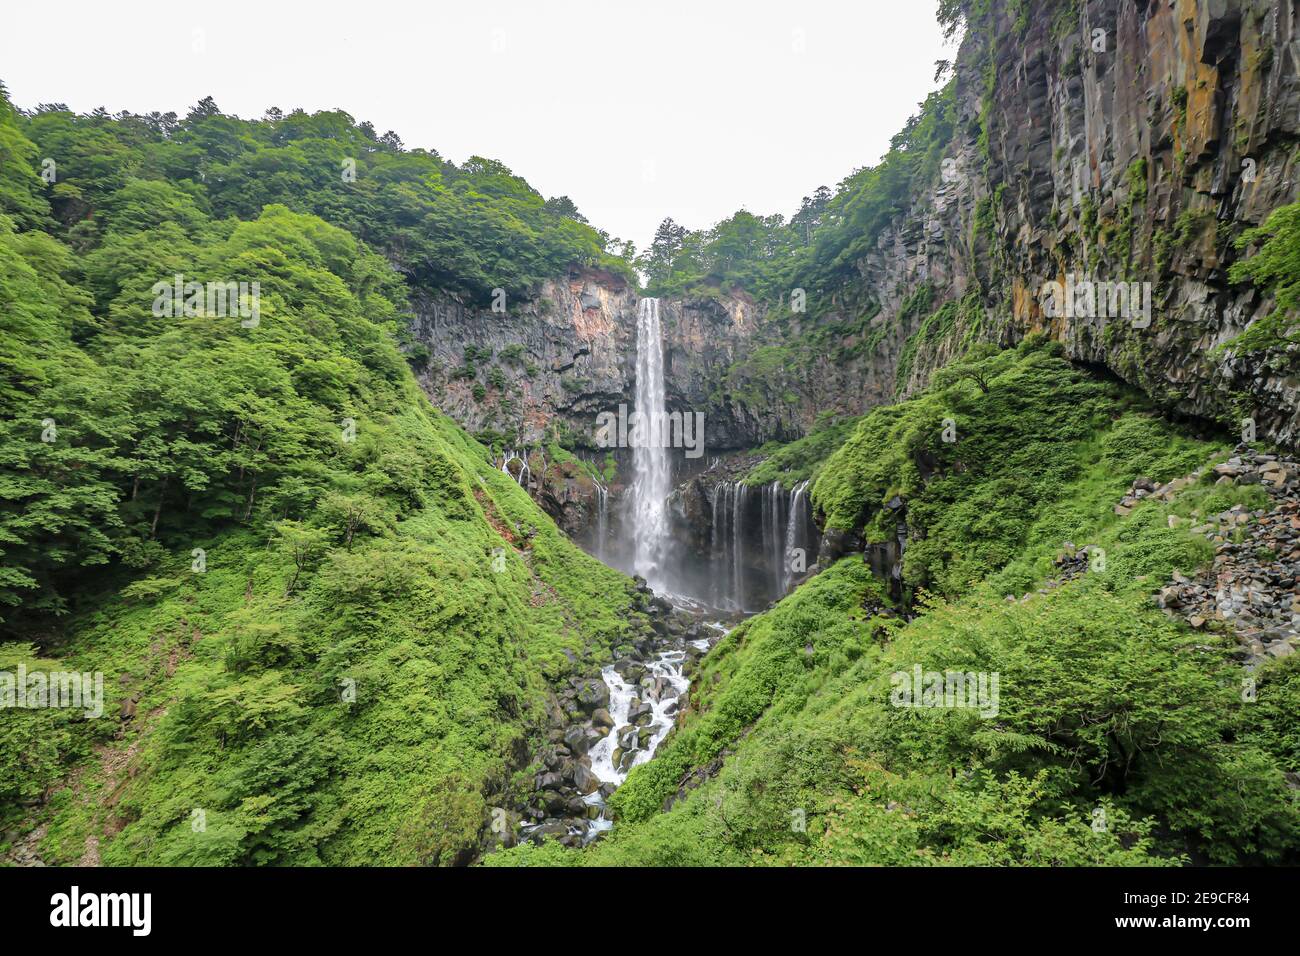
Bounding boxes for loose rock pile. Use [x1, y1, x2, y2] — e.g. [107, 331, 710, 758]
[2, 824, 46, 866]
[1114, 472, 1202, 515]
[1052, 542, 1104, 584]
[1152, 448, 1300, 669]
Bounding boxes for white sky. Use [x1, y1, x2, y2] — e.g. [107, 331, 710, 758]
[0, 0, 954, 253]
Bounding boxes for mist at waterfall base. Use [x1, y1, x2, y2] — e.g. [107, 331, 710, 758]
[583, 299, 820, 615]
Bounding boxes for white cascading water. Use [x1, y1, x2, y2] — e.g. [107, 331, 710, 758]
[731, 482, 747, 611]
[764, 481, 786, 598]
[587, 654, 690, 785]
[709, 483, 727, 609]
[782, 479, 811, 593]
[630, 298, 671, 590]
[581, 649, 691, 841]
[499, 448, 530, 486]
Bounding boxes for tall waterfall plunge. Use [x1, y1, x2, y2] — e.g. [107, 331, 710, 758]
[589, 297, 818, 612]
[630, 298, 672, 590]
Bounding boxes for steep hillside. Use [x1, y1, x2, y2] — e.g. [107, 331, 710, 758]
[0, 86, 641, 865]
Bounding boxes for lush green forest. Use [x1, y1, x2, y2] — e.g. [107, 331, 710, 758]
[7, 90, 634, 308]
[0, 84, 643, 864]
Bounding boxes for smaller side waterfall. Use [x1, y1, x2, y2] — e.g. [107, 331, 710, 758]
[707, 480, 749, 613]
[497, 448, 531, 487]
[731, 482, 747, 612]
[762, 481, 787, 598]
[710, 483, 729, 609]
[706, 477, 818, 612]
[782, 479, 812, 593]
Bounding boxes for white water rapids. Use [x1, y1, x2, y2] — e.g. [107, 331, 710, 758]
[587, 652, 691, 786]
[577, 647, 693, 841]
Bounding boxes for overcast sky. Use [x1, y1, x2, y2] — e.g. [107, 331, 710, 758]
[0, 0, 954, 253]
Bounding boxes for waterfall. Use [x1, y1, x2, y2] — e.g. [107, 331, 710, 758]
[763, 481, 786, 599]
[705, 478, 817, 611]
[782, 479, 811, 593]
[499, 448, 529, 487]
[760, 484, 772, 599]
[710, 481, 746, 612]
[630, 298, 671, 590]
[594, 481, 608, 562]
[731, 482, 747, 611]
[710, 483, 727, 609]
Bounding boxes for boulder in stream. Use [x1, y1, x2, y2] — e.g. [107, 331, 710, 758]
[573, 763, 601, 795]
[576, 678, 610, 713]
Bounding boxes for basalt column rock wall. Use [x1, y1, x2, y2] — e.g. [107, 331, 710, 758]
[983, 0, 1300, 445]
[408, 274, 776, 538]
[410, 268, 639, 445]
[828, 0, 1300, 443]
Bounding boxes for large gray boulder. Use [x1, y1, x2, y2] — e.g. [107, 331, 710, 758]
[576, 678, 610, 713]
[573, 763, 601, 795]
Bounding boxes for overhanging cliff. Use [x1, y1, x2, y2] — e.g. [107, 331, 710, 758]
[830, 0, 1300, 443]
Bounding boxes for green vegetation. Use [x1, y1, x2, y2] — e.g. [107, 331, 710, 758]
[543, 440, 613, 486]
[893, 292, 984, 395]
[813, 338, 1214, 599]
[1224, 201, 1300, 355]
[0, 84, 637, 864]
[719, 342, 816, 411]
[744, 414, 864, 489]
[10, 90, 633, 307]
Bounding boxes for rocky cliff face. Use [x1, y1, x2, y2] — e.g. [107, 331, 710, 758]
[845, 0, 1300, 443]
[411, 268, 638, 446]
[657, 295, 804, 448]
[411, 274, 789, 455]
